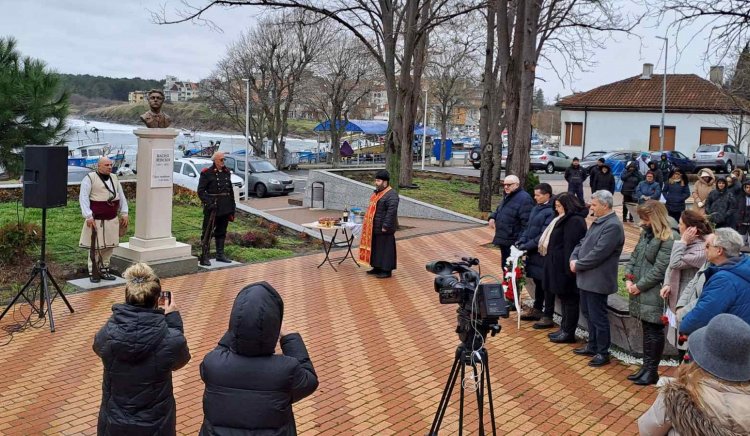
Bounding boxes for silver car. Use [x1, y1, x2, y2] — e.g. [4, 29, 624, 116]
[529, 149, 572, 174]
[223, 155, 295, 198]
[693, 144, 749, 173]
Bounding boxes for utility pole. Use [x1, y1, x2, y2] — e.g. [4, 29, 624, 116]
[656, 36, 668, 152]
[243, 78, 250, 200]
[421, 88, 428, 170]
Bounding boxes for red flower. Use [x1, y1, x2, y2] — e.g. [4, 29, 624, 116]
[623, 273, 636, 282]
[678, 334, 688, 345]
[504, 282, 515, 300]
[683, 353, 691, 362]
[660, 314, 669, 326]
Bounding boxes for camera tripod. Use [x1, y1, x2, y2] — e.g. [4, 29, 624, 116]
[428, 343, 496, 436]
[0, 209, 74, 332]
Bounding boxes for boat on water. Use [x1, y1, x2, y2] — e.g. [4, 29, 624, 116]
[67, 142, 127, 171]
[178, 139, 220, 158]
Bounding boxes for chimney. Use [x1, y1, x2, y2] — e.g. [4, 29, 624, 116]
[709, 66, 724, 86]
[640, 63, 654, 80]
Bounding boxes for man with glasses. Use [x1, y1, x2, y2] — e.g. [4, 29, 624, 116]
[198, 152, 236, 265]
[679, 227, 750, 334]
[79, 157, 129, 282]
[488, 175, 533, 271]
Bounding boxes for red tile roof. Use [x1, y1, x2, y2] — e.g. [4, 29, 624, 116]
[558, 74, 750, 113]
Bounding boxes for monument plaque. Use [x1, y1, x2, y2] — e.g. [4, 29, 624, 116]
[151, 149, 173, 188]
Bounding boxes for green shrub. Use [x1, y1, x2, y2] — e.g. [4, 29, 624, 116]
[173, 185, 202, 207]
[0, 222, 42, 264]
[524, 172, 541, 197]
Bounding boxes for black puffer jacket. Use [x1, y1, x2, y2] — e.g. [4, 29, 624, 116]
[706, 182, 737, 228]
[372, 188, 400, 235]
[93, 304, 191, 436]
[543, 213, 588, 296]
[590, 165, 615, 193]
[516, 201, 554, 279]
[489, 188, 533, 246]
[620, 165, 643, 196]
[200, 282, 318, 435]
[738, 181, 750, 235]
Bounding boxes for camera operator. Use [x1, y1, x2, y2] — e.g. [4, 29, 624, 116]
[199, 282, 319, 435]
[93, 262, 191, 436]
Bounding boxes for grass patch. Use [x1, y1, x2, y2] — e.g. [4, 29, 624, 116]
[0, 197, 319, 303]
[617, 266, 630, 299]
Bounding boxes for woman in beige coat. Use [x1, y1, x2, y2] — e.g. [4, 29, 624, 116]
[691, 168, 715, 214]
[638, 314, 750, 435]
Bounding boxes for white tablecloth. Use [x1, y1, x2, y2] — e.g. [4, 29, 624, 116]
[301, 222, 363, 238]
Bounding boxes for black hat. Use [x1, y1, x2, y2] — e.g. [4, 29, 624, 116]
[375, 170, 390, 181]
[597, 157, 605, 163]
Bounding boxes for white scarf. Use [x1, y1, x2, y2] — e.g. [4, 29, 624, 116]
[538, 214, 563, 256]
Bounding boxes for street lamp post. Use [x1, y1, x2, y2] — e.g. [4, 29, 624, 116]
[656, 36, 668, 152]
[421, 88, 428, 170]
[242, 78, 250, 200]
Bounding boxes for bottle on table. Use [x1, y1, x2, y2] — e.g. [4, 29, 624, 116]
[343, 206, 349, 223]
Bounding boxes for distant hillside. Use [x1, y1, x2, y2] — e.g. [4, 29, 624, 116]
[83, 102, 318, 137]
[59, 74, 163, 101]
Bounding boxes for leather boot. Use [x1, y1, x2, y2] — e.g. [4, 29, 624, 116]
[215, 238, 231, 263]
[634, 325, 662, 386]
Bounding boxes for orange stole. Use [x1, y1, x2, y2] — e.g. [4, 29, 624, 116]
[358, 186, 392, 265]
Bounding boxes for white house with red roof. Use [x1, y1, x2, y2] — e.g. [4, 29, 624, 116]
[556, 64, 750, 160]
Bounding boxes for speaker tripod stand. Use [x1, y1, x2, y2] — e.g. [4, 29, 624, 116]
[428, 344, 497, 436]
[0, 209, 74, 332]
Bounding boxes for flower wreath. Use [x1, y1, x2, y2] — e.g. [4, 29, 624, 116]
[502, 256, 525, 302]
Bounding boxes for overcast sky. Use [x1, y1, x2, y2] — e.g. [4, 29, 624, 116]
[0, 0, 732, 102]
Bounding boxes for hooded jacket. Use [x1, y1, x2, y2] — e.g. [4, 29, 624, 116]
[693, 168, 716, 212]
[200, 282, 318, 435]
[648, 162, 664, 186]
[737, 180, 750, 234]
[620, 164, 643, 195]
[706, 179, 737, 227]
[625, 227, 678, 324]
[680, 255, 750, 334]
[662, 176, 691, 213]
[590, 165, 615, 193]
[93, 304, 191, 436]
[638, 377, 750, 435]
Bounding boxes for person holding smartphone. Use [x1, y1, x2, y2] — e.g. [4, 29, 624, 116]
[199, 281, 318, 435]
[93, 262, 191, 436]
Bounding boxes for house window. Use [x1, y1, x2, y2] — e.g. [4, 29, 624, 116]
[699, 127, 728, 145]
[649, 126, 676, 151]
[564, 122, 583, 146]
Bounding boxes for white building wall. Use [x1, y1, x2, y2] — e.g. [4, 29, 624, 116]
[559, 109, 750, 159]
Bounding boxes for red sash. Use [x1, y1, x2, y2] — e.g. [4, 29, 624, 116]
[359, 186, 391, 265]
[90, 200, 120, 220]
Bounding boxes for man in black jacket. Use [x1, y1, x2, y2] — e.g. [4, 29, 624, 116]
[198, 152, 236, 265]
[360, 170, 400, 279]
[564, 158, 587, 202]
[588, 158, 605, 192]
[488, 175, 533, 270]
[200, 282, 318, 435]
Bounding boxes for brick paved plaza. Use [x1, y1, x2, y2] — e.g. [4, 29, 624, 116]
[0, 226, 665, 435]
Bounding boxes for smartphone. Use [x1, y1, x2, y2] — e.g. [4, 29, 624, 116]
[159, 291, 172, 307]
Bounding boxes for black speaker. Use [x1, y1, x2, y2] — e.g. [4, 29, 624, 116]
[23, 145, 69, 209]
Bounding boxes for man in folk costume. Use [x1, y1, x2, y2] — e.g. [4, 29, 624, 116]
[79, 157, 129, 283]
[359, 170, 399, 279]
[198, 151, 236, 266]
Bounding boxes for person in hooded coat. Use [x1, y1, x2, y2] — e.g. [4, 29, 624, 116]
[737, 180, 750, 246]
[93, 262, 191, 436]
[620, 162, 643, 222]
[692, 169, 716, 214]
[705, 176, 737, 228]
[647, 161, 664, 187]
[590, 164, 615, 194]
[661, 168, 691, 223]
[200, 282, 318, 436]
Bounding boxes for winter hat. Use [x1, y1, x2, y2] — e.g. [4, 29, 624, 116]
[700, 170, 712, 178]
[688, 313, 750, 382]
[374, 169, 390, 181]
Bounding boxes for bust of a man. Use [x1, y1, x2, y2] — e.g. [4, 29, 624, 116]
[139, 89, 172, 128]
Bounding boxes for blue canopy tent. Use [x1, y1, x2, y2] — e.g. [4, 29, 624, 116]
[313, 119, 389, 135]
[414, 125, 439, 136]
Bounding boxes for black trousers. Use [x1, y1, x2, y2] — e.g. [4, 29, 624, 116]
[532, 277, 555, 317]
[499, 244, 511, 272]
[202, 212, 230, 240]
[568, 185, 584, 203]
[579, 290, 610, 355]
[559, 291, 580, 335]
[667, 210, 683, 223]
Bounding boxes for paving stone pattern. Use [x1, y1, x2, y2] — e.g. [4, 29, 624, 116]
[0, 226, 664, 435]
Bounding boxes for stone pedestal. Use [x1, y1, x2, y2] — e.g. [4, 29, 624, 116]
[112, 128, 197, 277]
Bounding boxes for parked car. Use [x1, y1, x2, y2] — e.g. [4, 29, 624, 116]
[581, 150, 641, 171]
[693, 143, 749, 173]
[581, 150, 607, 163]
[468, 146, 507, 170]
[223, 154, 294, 198]
[530, 149, 572, 174]
[68, 165, 90, 183]
[172, 157, 245, 200]
[650, 151, 696, 174]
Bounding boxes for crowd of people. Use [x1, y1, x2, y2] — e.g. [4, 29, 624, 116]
[490, 171, 750, 378]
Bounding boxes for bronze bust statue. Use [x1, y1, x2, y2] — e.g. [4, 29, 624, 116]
[139, 89, 172, 128]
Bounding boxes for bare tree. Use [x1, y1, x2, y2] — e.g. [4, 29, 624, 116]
[298, 34, 375, 168]
[426, 21, 481, 167]
[155, 0, 483, 188]
[653, 1, 750, 63]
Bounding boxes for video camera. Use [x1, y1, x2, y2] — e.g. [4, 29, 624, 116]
[426, 257, 508, 349]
